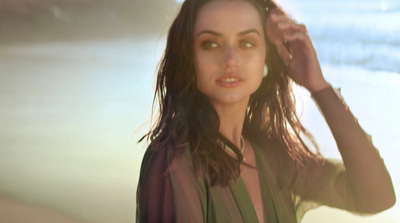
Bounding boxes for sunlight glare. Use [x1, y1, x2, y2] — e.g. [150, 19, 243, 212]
[380, 1, 388, 11]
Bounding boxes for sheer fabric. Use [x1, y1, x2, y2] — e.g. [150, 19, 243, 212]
[136, 87, 394, 223]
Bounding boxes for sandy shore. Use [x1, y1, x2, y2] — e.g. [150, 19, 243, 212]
[0, 194, 89, 223]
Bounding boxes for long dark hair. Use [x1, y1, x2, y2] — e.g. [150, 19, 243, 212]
[141, 0, 322, 187]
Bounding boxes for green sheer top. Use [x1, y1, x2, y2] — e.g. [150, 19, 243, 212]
[136, 88, 395, 223]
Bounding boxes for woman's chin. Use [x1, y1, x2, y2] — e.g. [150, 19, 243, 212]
[209, 94, 250, 107]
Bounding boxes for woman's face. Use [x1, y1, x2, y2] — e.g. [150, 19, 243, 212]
[194, 0, 266, 108]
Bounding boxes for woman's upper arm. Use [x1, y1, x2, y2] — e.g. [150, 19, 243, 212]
[136, 147, 205, 223]
[136, 147, 175, 222]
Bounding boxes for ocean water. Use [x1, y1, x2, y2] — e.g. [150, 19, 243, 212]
[0, 0, 399, 222]
[282, 0, 400, 73]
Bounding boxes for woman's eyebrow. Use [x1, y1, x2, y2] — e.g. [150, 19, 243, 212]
[196, 29, 260, 37]
[238, 29, 260, 37]
[196, 30, 222, 37]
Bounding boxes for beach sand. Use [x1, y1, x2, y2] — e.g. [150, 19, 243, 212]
[0, 194, 89, 223]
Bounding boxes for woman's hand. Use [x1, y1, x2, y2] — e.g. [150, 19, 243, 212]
[266, 8, 330, 93]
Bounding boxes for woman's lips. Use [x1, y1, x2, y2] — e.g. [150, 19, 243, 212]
[216, 76, 243, 88]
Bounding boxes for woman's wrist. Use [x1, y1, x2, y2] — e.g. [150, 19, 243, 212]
[307, 81, 331, 94]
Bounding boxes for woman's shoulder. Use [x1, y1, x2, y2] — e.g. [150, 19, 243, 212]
[139, 144, 196, 183]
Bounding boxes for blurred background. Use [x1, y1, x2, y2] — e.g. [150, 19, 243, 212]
[0, 0, 399, 222]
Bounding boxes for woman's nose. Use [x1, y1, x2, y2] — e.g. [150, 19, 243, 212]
[222, 46, 238, 68]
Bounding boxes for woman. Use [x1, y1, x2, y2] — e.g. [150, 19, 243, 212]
[136, 0, 396, 222]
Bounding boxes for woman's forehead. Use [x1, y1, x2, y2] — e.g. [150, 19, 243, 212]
[194, 1, 263, 34]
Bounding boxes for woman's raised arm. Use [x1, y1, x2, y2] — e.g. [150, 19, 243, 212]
[266, 8, 396, 213]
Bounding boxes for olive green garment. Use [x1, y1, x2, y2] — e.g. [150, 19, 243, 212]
[137, 87, 393, 223]
[137, 142, 351, 223]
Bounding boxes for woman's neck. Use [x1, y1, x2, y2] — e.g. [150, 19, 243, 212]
[212, 101, 248, 148]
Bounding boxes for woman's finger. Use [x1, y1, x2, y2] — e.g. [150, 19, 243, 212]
[266, 8, 292, 44]
[284, 31, 310, 42]
[277, 22, 307, 34]
[270, 13, 292, 23]
[275, 41, 293, 66]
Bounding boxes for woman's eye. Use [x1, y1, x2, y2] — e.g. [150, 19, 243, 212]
[201, 41, 219, 50]
[239, 41, 255, 48]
